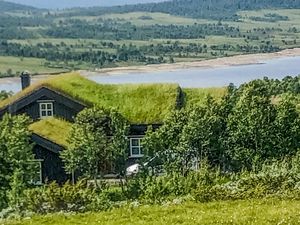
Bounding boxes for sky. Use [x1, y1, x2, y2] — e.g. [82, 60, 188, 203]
[7, 0, 167, 9]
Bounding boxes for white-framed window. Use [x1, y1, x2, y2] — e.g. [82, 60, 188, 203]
[39, 101, 54, 118]
[130, 138, 144, 158]
[29, 159, 43, 185]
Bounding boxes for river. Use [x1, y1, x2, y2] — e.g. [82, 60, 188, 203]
[0, 56, 300, 93]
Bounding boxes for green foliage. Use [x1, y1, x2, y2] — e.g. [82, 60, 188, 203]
[143, 77, 300, 173]
[194, 155, 300, 202]
[61, 107, 129, 184]
[0, 114, 35, 209]
[180, 96, 225, 167]
[20, 181, 112, 214]
[143, 109, 188, 174]
[226, 81, 277, 169]
[0, 91, 13, 101]
[124, 153, 300, 203]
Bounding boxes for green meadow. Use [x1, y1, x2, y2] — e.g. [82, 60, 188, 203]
[3, 199, 300, 225]
[0, 56, 68, 75]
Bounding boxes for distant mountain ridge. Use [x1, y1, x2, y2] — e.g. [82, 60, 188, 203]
[6, 0, 168, 9]
[0, 0, 35, 12]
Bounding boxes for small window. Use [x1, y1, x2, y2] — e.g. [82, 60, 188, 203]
[39, 102, 53, 118]
[29, 160, 43, 185]
[130, 138, 144, 158]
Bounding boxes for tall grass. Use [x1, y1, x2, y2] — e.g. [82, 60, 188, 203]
[3, 199, 300, 225]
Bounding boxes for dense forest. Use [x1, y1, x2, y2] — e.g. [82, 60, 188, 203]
[62, 0, 300, 20]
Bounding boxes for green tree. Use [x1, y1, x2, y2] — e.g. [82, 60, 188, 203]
[273, 94, 300, 157]
[226, 81, 276, 169]
[61, 107, 129, 186]
[0, 90, 13, 100]
[0, 114, 34, 209]
[180, 96, 224, 170]
[143, 109, 187, 174]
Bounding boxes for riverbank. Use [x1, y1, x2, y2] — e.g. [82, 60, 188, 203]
[84, 48, 300, 76]
[1, 48, 300, 92]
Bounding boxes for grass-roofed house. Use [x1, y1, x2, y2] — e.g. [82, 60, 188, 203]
[0, 72, 225, 184]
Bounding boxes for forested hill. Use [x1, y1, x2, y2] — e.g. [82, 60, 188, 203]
[64, 0, 300, 20]
[0, 0, 35, 12]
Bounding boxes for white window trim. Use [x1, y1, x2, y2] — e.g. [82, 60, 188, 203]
[39, 101, 54, 119]
[129, 138, 144, 158]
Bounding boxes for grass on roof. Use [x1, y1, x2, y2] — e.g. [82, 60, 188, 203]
[29, 117, 72, 147]
[0, 73, 180, 124]
[183, 87, 227, 108]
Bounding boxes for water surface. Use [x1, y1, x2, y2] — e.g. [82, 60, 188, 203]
[0, 56, 300, 93]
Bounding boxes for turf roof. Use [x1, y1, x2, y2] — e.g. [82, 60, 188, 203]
[0, 73, 181, 124]
[29, 117, 72, 147]
[183, 87, 227, 108]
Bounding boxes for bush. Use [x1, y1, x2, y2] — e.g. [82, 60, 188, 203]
[125, 163, 227, 203]
[193, 156, 300, 202]
[125, 155, 300, 203]
[20, 180, 112, 214]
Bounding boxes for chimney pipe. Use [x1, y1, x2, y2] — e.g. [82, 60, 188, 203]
[20, 71, 31, 90]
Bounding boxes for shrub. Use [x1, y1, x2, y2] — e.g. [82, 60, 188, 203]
[20, 180, 112, 214]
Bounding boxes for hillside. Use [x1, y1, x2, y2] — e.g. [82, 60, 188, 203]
[7, 0, 167, 9]
[0, 0, 299, 76]
[0, 0, 35, 12]
[64, 0, 300, 20]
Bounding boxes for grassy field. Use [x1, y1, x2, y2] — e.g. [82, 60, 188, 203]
[0, 56, 68, 75]
[3, 199, 300, 225]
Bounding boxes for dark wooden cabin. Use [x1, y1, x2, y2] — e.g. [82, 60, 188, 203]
[0, 72, 180, 183]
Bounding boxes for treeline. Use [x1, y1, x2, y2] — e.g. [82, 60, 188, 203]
[142, 76, 300, 173]
[0, 41, 167, 67]
[59, 0, 300, 20]
[0, 40, 282, 71]
[45, 20, 239, 40]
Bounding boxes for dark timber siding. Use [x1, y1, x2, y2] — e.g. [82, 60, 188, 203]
[32, 134, 69, 184]
[0, 87, 86, 122]
[17, 96, 80, 121]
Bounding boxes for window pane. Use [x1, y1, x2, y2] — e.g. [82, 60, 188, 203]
[131, 139, 139, 147]
[140, 147, 144, 155]
[41, 111, 46, 117]
[47, 111, 53, 116]
[131, 147, 140, 155]
[47, 103, 52, 109]
[41, 104, 46, 109]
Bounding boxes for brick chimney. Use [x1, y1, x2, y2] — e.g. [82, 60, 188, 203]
[20, 71, 31, 90]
